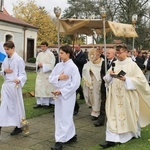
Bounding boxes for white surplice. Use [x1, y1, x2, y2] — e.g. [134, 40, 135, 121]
[35, 49, 55, 105]
[104, 57, 150, 143]
[0, 52, 27, 128]
[49, 59, 81, 143]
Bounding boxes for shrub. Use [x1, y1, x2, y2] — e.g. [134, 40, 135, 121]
[27, 57, 36, 63]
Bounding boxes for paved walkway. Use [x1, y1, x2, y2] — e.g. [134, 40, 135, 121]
[0, 103, 106, 150]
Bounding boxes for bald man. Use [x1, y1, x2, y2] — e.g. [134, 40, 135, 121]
[94, 48, 116, 127]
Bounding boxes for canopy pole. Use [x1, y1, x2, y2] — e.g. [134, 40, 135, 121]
[132, 37, 135, 51]
[72, 35, 75, 52]
[103, 19, 107, 76]
[57, 17, 60, 62]
[91, 35, 94, 48]
[54, 7, 61, 62]
[132, 14, 138, 51]
[100, 7, 108, 92]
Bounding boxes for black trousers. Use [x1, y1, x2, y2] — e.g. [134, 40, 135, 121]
[76, 84, 84, 97]
[74, 84, 83, 112]
[99, 80, 107, 117]
[74, 101, 79, 112]
[99, 91, 106, 117]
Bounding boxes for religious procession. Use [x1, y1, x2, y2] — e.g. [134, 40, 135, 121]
[0, 0, 150, 150]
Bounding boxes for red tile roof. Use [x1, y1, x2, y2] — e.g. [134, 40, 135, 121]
[0, 8, 38, 29]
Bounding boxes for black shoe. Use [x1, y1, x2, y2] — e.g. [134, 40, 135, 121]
[94, 121, 104, 127]
[94, 115, 105, 126]
[91, 116, 98, 121]
[73, 110, 79, 115]
[49, 104, 55, 108]
[64, 135, 77, 144]
[43, 105, 49, 109]
[10, 127, 22, 136]
[51, 142, 63, 150]
[99, 141, 115, 148]
[33, 104, 42, 109]
[79, 95, 84, 99]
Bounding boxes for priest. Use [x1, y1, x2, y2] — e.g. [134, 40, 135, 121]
[100, 44, 150, 148]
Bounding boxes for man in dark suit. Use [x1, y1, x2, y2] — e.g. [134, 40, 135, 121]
[94, 48, 116, 126]
[132, 49, 145, 70]
[73, 44, 87, 115]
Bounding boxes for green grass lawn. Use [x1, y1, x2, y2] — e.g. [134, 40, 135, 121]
[23, 71, 52, 119]
[24, 97, 53, 119]
[23, 71, 36, 93]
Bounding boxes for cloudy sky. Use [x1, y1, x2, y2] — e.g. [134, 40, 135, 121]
[4, 0, 69, 16]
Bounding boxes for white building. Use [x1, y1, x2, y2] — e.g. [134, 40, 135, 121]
[0, 5, 38, 61]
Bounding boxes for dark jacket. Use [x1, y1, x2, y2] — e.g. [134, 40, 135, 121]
[101, 58, 116, 93]
[135, 56, 145, 70]
[73, 50, 87, 77]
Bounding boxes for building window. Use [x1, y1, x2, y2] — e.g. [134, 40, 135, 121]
[6, 34, 13, 41]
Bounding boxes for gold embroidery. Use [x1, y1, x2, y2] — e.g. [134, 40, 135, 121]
[114, 82, 126, 129]
[118, 112, 126, 129]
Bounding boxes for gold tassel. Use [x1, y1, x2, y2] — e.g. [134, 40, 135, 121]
[21, 118, 29, 135]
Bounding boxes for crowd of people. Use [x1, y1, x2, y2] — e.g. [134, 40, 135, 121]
[0, 41, 150, 150]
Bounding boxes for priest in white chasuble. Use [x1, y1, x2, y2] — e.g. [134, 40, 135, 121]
[82, 48, 104, 120]
[100, 44, 150, 148]
[49, 45, 80, 150]
[34, 41, 55, 109]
